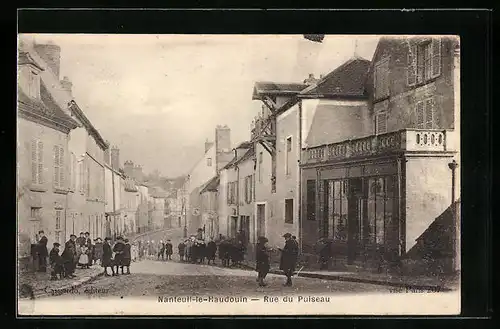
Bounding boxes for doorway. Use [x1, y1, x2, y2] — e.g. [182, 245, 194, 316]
[230, 216, 238, 238]
[347, 178, 363, 264]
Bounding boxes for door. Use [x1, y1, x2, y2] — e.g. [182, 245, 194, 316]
[256, 204, 266, 238]
[347, 178, 363, 264]
[230, 216, 238, 238]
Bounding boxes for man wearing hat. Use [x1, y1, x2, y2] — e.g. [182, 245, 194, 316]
[113, 236, 125, 275]
[49, 242, 64, 280]
[102, 237, 115, 276]
[255, 236, 270, 287]
[279, 233, 298, 287]
[61, 234, 77, 278]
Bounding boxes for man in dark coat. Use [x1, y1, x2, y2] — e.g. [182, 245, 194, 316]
[158, 241, 165, 260]
[36, 230, 48, 272]
[255, 236, 270, 287]
[102, 237, 114, 276]
[84, 232, 93, 267]
[49, 242, 64, 280]
[165, 240, 173, 260]
[76, 232, 86, 247]
[178, 240, 186, 261]
[61, 234, 77, 278]
[113, 236, 125, 275]
[206, 238, 217, 265]
[121, 239, 131, 275]
[279, 232, 298, 286]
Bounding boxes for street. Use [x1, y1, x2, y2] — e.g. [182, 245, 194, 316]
[41, 259, 389, 301]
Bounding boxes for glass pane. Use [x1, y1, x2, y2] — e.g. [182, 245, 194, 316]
[367, 198, 376, 244]
[375, 198, 385, 244]
[334, 181, 341, 199]
[327, 181, 334, 238]
[386, 176, 395, 198]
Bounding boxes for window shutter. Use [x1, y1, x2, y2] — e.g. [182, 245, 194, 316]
[416, 101, 425, 128]
[425, 98, 434, 128]
[431, 38, 441, 78]
[53, 145, 60, 187]
[416, 45, 424, 84]
[37, 141, 43, 184]
[59, 147, 65, 188]
[407, 45, 417, 86]
[376, 113, 387, 134]
[31, 140, 37, 184]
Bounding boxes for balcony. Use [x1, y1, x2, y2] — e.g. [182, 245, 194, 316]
[304, 129, 449, 165]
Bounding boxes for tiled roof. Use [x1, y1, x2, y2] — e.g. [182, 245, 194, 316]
[222, 146, 255, 170]
[299, 57, 371, 98]
[252, 82, 307, 100]
[18, 87, 79, 130]
[199, 175, 220, 194]
[235, 140, 253, 149]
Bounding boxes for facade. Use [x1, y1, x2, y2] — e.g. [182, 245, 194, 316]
[148, 186, 168, 230]
[122, 177, 140, 234]
[199, 176, 220, 239]
[136, 184, 150, 233]
[104, 162, 124, 239]
[300, 36, 460, 272]
[182, 126, 233, 236]
[17, 48, 79, 263]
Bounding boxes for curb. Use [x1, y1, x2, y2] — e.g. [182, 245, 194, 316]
[240, 263, 453, 292]
[29, 271, 104, 299]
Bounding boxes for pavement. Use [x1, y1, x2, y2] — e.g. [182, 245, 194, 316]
[241, 259, 458, 292]
[38, 258, 390, 300]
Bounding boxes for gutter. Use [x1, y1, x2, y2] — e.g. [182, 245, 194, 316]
[298, 101, 303, 253]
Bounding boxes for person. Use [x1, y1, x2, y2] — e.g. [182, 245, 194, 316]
[93, 238, 103, 265]
[84, 232, 93, 267]
[219, 238, 230, 267]
[279, 232, 298, 287]
[76, 232, 86, 247]
[206, 238, 217, 265]
[317, 238, 332, 270]
[165, 239, 173, 260]
[121, 239, 131, 275]
[36, 230, 48, 273]
[102, 237, 114, 276]
[78, 244, 90, 269]
[49, 242, 64, 280]
[61, 234, 77, 278]
[113, 236, 125, 275]
[178, 240, 186, 262]
[255, 236, 271, 287]
[158, 240, 165, 260]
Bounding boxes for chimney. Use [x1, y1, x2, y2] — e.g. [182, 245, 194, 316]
[60, 76, 73, 97]
[104, 141, 111, 165]
[124, 160, 134, 178]
[33, 42, 61, 79]
[204, 139, 213, 153]
[215, 125, 231, 153]
[111, 146, 120, 170]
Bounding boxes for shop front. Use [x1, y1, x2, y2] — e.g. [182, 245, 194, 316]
[302, 158, 403, 268]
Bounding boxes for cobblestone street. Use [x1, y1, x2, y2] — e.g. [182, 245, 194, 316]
[40, 259, 389, 300]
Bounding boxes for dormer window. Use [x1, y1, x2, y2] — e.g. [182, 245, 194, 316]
[27, 70, 41, 99]
[18, 52, 43, 99]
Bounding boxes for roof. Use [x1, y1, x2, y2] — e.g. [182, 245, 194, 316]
[20, 40, 108, 150]
[235, 140, 253, 149]
[221, 146, 255, 170]
[18, 52, 44, 71]
[252, 82, 307, 100]
[18, 87, 80, 132]
[199, 175, 220, 194]
[299, 57, 371, 98]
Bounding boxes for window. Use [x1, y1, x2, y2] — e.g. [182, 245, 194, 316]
[258, 152, 263, 182]
[55, 210, 62, 230]
[30, 207, 41, 219]
[31, 139, 44, 185]
[408, 38, 441, 86]
[306, 180, 316, 221]
[53, 145, 65, 189]
[27, 70, 40, 99]
[324, 180, 347, 241]
[374, 57, 390, 99]
[207, 158, 212, 167]
[227, 182, 237, 205]
[285, 199, 294, 224]
[244, 175, 253, 204]
[55, 231, 60, 244]
[366, 176, 395, 245]
[285, 136, 292, 175]
[416, 97, 435, 129]
[375, 112, 387, 134]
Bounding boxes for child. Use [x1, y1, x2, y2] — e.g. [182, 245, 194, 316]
[93, 238, 103, 265]
[49, 242, 64, 280]
[178, 240, 186, 262]
[121, 239, 131, 275]
[78, 245, 90, 269]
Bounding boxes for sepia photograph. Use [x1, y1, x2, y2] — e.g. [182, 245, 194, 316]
[16, 33, 461, 316]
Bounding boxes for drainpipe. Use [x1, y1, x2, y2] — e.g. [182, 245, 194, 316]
[234, 148, 240, 233]
[298, 101, 303, 254]
[111, 168, 116, 237]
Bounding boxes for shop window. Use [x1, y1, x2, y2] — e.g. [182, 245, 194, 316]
[366, 176, 395, 245]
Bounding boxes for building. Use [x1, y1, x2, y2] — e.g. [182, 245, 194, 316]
[148, 186, 168, 230]
[17, 46, 79, 267]
[104, 146, 124, 239]
[251, 82, 307, 248]
[136, 184, 150, 233]
[181, 126, 233, 236]
[199, 175, 220, 239]
[300, 36, 460, 272]
[217, 142, 255, 245]
[121, 177, 140, 234]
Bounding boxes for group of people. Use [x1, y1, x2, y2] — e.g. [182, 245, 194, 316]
[44, 231, 136, 280]
[177, 237, 218, 264]
[255, 233, 299, 287]
[157, 240, 174, 260]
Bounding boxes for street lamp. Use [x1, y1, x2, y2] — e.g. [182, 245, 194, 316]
[448, 159, 459, 273]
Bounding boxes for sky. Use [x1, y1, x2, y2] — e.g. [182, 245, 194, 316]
[24, 34, 379, 178]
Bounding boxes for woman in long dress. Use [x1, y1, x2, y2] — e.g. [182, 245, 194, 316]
[78, 245, 90, 268]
